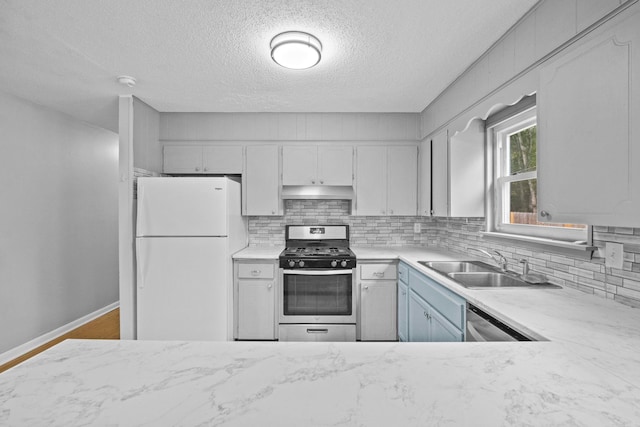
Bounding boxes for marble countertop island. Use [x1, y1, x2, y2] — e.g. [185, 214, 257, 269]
[2, 339, 639, 426]
[2, 245, 640, 426]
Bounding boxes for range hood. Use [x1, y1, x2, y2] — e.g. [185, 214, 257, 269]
[281, 185, 354, 200]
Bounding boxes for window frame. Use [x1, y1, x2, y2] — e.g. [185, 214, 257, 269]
[487, 106, 588, 242]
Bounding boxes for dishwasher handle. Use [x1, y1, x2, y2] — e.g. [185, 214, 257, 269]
[465, 320, 487, 342]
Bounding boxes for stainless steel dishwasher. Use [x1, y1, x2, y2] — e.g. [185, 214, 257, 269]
[466, 303, 532, 342]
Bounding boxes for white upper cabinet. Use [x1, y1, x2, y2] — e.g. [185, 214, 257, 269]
[419, 139, 432, 216]
[163, 145, 243, 174]
[282, 146, 316, 185]
[387, 146, 418, 216]
[318, 146, 354, 185]
[202, 146, 243, 174]
[430, 130, 449, 216]
[425, 125, 484, 218]
[243, 145, 281, 216]
[355, 145, 418, 216]
[538, 7, 640, 227]
[282, 145, 353, 186]
[355, 146, 387, 215]
[449, 120, 485, 217]
[163, 145, 203, 173]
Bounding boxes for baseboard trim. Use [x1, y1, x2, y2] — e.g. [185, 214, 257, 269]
[0, 301, 120, 366]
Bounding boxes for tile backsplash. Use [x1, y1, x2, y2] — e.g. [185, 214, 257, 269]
[248, 200, 423, 247]
[421, 218, 640, 309]
[248, 203, 640, 308]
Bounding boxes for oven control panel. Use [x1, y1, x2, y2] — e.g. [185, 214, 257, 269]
[279, 258, 355, 269]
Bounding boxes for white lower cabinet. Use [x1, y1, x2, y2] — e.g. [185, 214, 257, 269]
[358, 261, 397, 341]
[234, 260, 277, 340]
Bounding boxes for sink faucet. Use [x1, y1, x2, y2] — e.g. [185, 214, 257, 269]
[469, 248, 508, 271]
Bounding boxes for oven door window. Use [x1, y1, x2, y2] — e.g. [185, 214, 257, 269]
[283, 273, 352, 316]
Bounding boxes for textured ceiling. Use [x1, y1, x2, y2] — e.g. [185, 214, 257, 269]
[0, 0, 538, 132]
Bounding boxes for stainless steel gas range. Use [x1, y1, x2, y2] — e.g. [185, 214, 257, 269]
[278, 225, 357, 341]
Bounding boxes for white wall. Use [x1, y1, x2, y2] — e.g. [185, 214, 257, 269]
[160, 112, 419, 142]
[0, 91, 119, 354]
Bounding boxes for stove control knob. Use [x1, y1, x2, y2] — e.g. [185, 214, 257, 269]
[298, 260, 305, 267]
[341, 260, 348, 268]
[288, 260, 295, 268]
[331, 260, 338, 268]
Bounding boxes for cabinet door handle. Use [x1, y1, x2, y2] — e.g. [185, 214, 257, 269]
[195, 167, 200, 172]
[363, 285, 369, 290]
[540, 210, 549, 217]
[319, 180, 324, 184]
[401, 290, 406, 296]
[251, 270, 261, 276]
[381, 210, 386, 214]
[311, 180, 316, 184]
[271, 210, 276, 214]
[373, 272, 384, 278]
[267, 283, 272, 289]
[203, 167, 208, 172]
[389, 209, 394, 215]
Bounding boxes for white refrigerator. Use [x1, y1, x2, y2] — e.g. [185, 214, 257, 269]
[135, 177, 247, 341]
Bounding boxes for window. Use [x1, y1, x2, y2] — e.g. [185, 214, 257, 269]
[488, 105, 587, 242]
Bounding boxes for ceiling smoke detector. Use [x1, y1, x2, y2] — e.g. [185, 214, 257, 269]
[117, 75, 136, 87]
[270, 31, 322, 70]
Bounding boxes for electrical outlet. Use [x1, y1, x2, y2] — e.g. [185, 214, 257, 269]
[605, 242, 624, 269]
[414, 223, 421, 233]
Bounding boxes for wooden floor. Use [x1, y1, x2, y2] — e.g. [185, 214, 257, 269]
[0, 308, 120, 374]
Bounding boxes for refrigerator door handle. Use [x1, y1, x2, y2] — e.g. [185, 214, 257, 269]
[137, 240, 146, 289]
[137, 186, 145, 234]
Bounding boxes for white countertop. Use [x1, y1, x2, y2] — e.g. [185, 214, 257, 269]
[2, 245, 640, 426]
[233, 245, 285, 259]
[1, 339, 638, 426]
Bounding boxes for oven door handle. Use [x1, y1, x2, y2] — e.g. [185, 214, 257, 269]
[282, 269, 353, 276]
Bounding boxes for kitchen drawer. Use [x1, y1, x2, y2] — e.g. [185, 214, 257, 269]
[360, 263, 397, 280]
[278, 324, 356, 342]
[398, 262, 409, 284]
[409, 269, 465, 330]
[237, 263, 275, 279]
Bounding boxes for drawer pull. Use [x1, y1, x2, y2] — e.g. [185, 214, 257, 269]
[373, 272, 384, 278]
[306, 328, 329, 334]
[251, 270, 261, 276]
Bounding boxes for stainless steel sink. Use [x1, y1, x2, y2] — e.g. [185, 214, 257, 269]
[417, 260, 496, 274]
[448, 272, 562, 289]
[419, 260, 562, 290]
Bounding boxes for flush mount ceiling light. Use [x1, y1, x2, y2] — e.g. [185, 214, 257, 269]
[270, 31, 322, 70]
